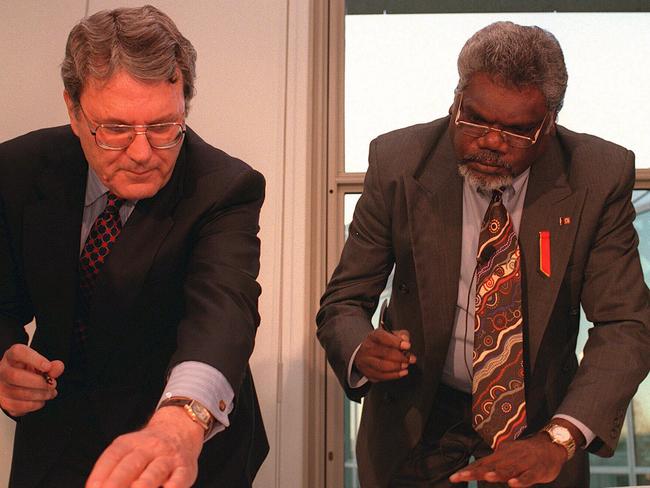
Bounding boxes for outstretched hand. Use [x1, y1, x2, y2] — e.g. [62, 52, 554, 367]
[86, 406, 204, 488]
[449, 433, 568, 487]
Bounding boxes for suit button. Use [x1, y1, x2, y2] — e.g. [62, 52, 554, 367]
[383, 392, 395, 403]
[561, 363, 571, 372]
[569, 306, 579, 316]
[398, 283, 409, 294]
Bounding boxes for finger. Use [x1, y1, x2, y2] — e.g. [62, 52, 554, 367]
[45, 360, 65, 379]
[357, 353, 408, 373]
[86, 439, 133, 488]
[392, 328, 411, 343]
[131, 457, 174, 488]
[5, 344, 51, 371]
[1, 398, 46, 416]
[1, 365, 57, 391]
[360, 344, 411, 365]
[368, 329, 407, 349]
[0, 382, 57, 402]
[163, 465, 197, 488]
[101, 449, 152, 488]
[508, 469, 537, 487]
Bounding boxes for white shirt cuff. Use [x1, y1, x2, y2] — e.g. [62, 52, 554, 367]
[158, 361, 234, 441]
[347, 344, 369, 389]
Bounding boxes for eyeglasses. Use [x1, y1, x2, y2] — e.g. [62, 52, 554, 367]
[454, 93, 549, 149]
[79, 105, 186, 150]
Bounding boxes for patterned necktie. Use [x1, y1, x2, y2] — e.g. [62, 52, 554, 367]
[472, 189, 527, 449]
[75, 192, 125, 345]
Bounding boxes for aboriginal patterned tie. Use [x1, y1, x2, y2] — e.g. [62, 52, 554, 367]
[472, 189, 527, 449]
[75, 192, 125, 346]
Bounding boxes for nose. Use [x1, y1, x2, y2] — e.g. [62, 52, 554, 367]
[477, 128, 508, 152]
[125, 132, 153, 164]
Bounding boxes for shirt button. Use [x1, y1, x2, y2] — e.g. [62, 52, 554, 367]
[219, 400, 226, 412]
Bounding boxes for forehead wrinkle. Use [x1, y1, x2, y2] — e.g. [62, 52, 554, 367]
[463, 96, 544, 128]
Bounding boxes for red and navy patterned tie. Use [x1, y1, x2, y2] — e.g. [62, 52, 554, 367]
[75, 192, 125, 345]
[472, 189, 527, 449]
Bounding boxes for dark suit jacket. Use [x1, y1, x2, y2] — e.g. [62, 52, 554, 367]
[317, 117, 650, 487]
[0, 125, 269, 487]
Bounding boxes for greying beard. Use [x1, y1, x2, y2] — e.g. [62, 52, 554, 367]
[457, 164, 513, 192]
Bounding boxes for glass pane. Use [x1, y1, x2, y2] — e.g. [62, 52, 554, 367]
[633, 190, 650, 469]
[589, 473, 632, 488]
[637, 473, 650, 485]
[345, 12, 650, 173]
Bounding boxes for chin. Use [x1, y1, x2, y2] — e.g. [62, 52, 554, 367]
[458, 164, 513, 192]
[111, 182, 165, 200]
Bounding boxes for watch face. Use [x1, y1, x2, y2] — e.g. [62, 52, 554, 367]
[550, 425, 571, 442]
[191, 402, 211, 424]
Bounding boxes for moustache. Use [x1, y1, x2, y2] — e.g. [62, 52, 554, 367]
[461, 152, 510, 169]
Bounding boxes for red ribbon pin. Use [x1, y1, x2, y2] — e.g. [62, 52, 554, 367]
[539, 230, 551, 277]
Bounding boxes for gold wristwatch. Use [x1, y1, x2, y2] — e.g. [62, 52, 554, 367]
[158, 397, 215, 436]
[542, 423, 576, 460]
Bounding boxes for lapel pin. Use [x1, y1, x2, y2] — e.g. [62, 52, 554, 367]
[539, 230, 551, 278]
[559, 216, 571, 226]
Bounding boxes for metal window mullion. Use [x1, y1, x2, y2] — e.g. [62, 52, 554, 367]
[625, 403, 637, 483]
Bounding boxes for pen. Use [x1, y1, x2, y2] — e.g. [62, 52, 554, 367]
[378, 299, 390, 332]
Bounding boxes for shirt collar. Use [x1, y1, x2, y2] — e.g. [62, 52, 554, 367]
[84, 167, 108, 207]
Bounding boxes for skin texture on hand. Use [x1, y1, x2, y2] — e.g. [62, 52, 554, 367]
[86, 406, 204, 488]
[354, 329, 416, 382]
[0, 344, 64, 416]
[449, 418, 585, 487]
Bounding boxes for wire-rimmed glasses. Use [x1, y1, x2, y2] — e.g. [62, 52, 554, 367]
[79, 105, 186, 150]
[454, 92, 549, 149]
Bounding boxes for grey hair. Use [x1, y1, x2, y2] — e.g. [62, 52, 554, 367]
[456, 21, 568, 112]
[61, 5, 197, 114]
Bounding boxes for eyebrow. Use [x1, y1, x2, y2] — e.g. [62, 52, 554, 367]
[95, 112, 183, 125]
[463, 101, 539, 129]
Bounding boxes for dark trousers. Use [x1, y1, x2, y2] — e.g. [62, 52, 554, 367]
[389, 384, 589, 488]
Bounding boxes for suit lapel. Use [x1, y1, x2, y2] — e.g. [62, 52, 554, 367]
[86, 141, 186, 376]
[22, 133, 87, 362]
[519, 137, 586, 374]
[404, 128, 463, 369]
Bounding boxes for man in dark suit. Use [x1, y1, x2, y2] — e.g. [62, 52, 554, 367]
[317, 21, 650, 487]
[0, 6, 267, 487]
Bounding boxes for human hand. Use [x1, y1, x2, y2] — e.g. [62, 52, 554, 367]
[448, 432, 568, 487]
[0, 344, 64, 416]
[354, 328, 416, 382]
[86, 405, 204, 488]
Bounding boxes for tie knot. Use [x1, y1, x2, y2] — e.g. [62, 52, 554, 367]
[105, 193, 125, 214]
[491, 188, 504, 203]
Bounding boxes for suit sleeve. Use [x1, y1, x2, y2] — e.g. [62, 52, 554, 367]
[0, 190, 32, 353]
[168, 167, 264, 398]
[556, 149, 650, 456]
[316, 138, 396, 401]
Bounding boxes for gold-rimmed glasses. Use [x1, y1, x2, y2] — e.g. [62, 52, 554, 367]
[454, 93, 549, 149]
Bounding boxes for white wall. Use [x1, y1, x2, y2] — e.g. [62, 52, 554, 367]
[0, 2, 313, 487]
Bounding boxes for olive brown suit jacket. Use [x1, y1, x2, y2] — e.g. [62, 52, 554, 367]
[317, 117, 650, 487]
[0, 125, 269, 487]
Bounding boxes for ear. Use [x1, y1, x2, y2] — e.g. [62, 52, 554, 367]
[545, 111, 558, 136]
[63, 90, 81, 137]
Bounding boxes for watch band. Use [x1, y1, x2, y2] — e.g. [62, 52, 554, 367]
[542, 423, 577, 460]
[158, 396, 215, 436]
